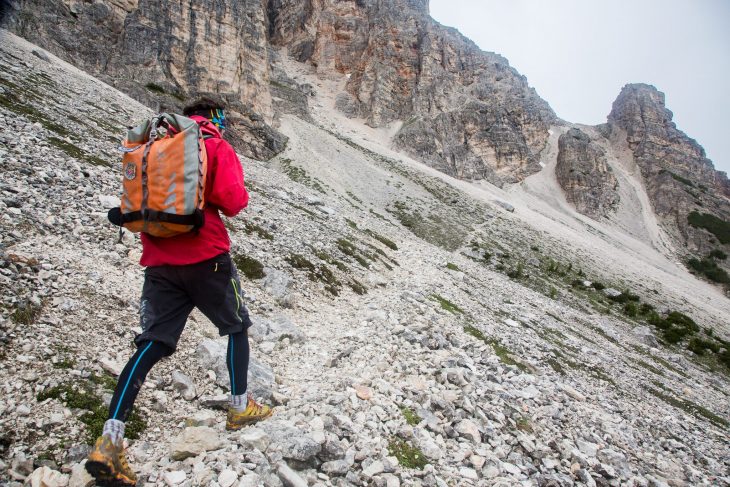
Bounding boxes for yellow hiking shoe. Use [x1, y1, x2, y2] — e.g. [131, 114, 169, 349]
[85, 435, 137, 486]
[226, 394, 273, 430]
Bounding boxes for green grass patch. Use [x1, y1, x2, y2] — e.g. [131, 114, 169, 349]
[648, 387, 728, 429]
[431, 294, 463, 314]
[635, 359, 665, 376]
[364, 229, 398, 250]
[446, 262, 461, 272]
[336, 238, 371, 269]
[52, 357, 76, 370]
[347, 279, 367, 295]
[388, 438, 428, 469]
[464, 325, 529, 372]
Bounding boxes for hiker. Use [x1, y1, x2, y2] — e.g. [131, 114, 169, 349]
[85, 98, 272, 486]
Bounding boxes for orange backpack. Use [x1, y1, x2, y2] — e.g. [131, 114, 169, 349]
[115, 113, 208, 238]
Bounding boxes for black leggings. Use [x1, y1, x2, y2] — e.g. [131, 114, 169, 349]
[108, 331, 250, 422]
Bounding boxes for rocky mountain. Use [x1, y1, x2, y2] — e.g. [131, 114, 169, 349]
[2, 27, 730, 487]
[607, 84, 730, 258]
[268, 0, 556, 185]
[2, 0, 556, 187]
[555, 128, 619, 219]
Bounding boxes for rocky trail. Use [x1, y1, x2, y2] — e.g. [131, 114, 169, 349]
[0, 29, 729, 487]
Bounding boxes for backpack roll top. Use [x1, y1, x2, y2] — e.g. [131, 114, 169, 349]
[119, 113, 208, 238]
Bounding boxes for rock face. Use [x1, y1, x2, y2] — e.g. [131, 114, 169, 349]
[608, 84, 730, 256]
[1, 0, 286, 159]
[268, 0, 557, 186]
[556, 128, 619, 218]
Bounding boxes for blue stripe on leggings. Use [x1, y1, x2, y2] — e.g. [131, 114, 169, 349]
[112, 341, 153, 420]
[229, 337, 236, 395]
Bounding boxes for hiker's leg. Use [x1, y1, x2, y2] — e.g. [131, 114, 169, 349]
[104, 265, 193, 441]
[227, 330, 250, 408]
[106, 341, 172, 424]
[192, 254, 253, 403]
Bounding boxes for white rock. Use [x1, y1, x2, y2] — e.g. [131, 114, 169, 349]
[277, 462, 308, 487]
[169, 426, 223, 460]
[25, 466, 69, 487]
[218, 469, 237, 487]
[459, 467, 479, 480]
[68, 462, 94, 487]
[363, 460, 384, 478]
[163, 470, 186, 485]
[239, 428, 270, 452]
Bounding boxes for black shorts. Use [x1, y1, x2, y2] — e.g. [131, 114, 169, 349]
[135, 253, 252, 352]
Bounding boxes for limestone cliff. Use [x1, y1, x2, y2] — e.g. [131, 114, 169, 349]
[1, 0, 287, 159]
[608, 84, 730, 256]
[267, 0, 557, 186]
[556, 128, 619, 219]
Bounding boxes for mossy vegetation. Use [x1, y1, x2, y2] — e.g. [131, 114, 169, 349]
[11, 301, 43, 325]
[48, 136, 109, 167]
[400, 406, 421, 426]
[279, 158, 327, 194]
[388, 438, 428, 469]
[233, 254, 266, 280]
[286, 253, 341, 296]
[243, 221, 274, 241]
[446, 262, 461, 271]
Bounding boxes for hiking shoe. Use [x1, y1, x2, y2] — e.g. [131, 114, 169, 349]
[226, 394, 273, 430]
[85, 435, 137, 486]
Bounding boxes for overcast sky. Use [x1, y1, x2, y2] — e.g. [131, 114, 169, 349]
[429, 0, 730, 174]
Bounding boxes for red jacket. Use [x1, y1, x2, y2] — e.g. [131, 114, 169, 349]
[140, 116, 249, 266]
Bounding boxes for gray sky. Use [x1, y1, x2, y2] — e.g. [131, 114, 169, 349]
[430, 0, 730, 175]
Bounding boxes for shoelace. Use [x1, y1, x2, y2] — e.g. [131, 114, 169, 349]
[247, 394, 266, 415]
[118, 449, 131, 472]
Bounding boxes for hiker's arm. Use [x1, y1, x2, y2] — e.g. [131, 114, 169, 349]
[208, 141, 249, 217]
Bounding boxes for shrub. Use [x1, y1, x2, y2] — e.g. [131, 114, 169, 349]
[608, 290, 640, 303]
[507, 261, 524, 279]
[688, 337, 720, 355]
[709, 249, 727, 260]
[687, 211, 730, 244]
[591, 282, 605, 291]
[623, 302, 638, 317]
[446, 262, 460, 271]
[639, 303, 655, 315]
[570, 279, 586, 288]
[687, 257, 730, 284]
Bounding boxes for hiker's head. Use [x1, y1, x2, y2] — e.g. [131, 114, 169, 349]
[183, 97, 227, 133]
